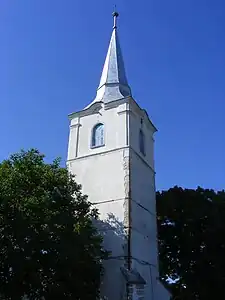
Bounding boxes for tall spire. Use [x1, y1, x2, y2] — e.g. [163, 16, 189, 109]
[91, 11, 132, 106]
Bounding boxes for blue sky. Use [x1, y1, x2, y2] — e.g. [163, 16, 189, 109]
[1, 0, 225, 191]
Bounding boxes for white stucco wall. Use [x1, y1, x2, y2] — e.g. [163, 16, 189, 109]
[127, 105, 158, 299]
[67, 98, 170, 300]
[68, 150, 128, 300]
[67, 102, 129, 300]
[67, 103, 128, 161]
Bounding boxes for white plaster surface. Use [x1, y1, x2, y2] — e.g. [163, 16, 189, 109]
[67, 98, 170, 299]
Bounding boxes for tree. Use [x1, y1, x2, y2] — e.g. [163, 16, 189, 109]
[0, 149, 107, 300]
[157, 186, 225, 299]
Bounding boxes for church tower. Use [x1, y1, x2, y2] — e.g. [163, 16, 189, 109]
[67, 12, 170, 300]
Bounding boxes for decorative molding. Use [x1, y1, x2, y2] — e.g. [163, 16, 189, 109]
[122, 148, 132, 277]
[67, 146, 128, 162]
[117, 108, 136, 118]
[75, 117, 81, 158]
[67, 146, 155, 174]
[90, 144, 105, 150]
[125, 102, 129, 146]
[123, 156, 129, 199]
[68, 101, 103, 119]
[104, 97, 130, 110]
[70, 123, 81, 129]
[123, 153, 129, 230]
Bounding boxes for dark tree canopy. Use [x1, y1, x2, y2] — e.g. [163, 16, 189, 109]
[157, 186, 225, 299]
[0, 149, 106, 300]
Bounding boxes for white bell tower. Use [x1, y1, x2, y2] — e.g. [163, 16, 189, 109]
[67, 12, 170, 300]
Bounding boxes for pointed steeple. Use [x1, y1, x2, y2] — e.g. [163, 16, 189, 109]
[90, 11, 132, 106]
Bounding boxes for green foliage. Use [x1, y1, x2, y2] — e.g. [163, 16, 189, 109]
[0, 149, 107, 300]
[157, 186, 225, 299]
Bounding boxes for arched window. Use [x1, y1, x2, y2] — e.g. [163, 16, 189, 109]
[91, 123, 104, 148]
[139, 129, 145, 155]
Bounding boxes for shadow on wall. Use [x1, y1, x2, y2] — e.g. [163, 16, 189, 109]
[93, 213, 128, 300]
[94, 213, 146, 300]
